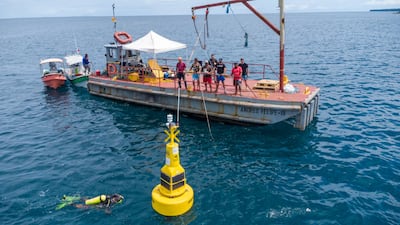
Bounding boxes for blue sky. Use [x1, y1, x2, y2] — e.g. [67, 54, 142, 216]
[1, 0, 399, 18]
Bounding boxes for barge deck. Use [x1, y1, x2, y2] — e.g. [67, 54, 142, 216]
[88, 74, 319, 130]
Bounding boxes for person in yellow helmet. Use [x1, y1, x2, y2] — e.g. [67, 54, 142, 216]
[56, 193, 124, 214]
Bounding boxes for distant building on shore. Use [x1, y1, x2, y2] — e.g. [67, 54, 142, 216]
[370, 8, 400, 12]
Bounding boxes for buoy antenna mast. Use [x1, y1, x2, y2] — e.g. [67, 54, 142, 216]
[112, 3, 117, 33]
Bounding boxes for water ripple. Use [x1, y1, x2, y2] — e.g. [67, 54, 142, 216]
[1, 12, 400, 225]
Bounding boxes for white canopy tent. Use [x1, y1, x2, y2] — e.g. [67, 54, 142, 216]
[122, 30, 186, 54]
[122, 30, 187, 78]
[64, 54, 82, 66]
[40, 58, 64, 65]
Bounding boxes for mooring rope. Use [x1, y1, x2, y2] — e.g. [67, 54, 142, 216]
[177, 87, 181, 126]
[200, 89, 214, 140]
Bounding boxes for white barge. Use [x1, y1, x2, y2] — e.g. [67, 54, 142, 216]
[88, 0, 320, 130]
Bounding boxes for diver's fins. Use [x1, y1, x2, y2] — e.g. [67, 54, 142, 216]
[56, 195, 81, 210]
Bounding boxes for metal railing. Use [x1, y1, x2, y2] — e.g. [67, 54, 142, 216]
[100, 58, 279, 88]
[156, 58, 278, 80]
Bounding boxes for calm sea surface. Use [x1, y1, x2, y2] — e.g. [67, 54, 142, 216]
[0, 12, 399, 225]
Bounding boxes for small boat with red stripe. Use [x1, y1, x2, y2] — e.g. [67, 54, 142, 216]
[40, 58, 66, 89]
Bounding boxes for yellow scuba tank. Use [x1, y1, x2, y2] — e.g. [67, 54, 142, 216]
[85, 195, 106, 205]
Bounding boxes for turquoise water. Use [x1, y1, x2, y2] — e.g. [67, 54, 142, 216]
[0, 12, 399, 224]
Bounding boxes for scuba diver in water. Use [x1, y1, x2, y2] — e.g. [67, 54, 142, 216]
[56, 193, 124, 214]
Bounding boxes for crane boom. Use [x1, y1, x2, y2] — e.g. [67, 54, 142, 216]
[192, 0, 285, 92]
[192, 0, 280, 35]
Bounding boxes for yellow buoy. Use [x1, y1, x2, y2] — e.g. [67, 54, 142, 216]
[152, 114, 194, 216]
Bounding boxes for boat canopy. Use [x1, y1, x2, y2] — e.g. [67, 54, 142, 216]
[64, 54, 83, 66]
[40, 58, 63, 64]
[122, 30, 186, 54]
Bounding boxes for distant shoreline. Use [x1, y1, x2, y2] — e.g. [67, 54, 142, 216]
[370, 8, 400, 12]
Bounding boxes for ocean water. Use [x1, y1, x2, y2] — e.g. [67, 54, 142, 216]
[0, 11, 399, 225]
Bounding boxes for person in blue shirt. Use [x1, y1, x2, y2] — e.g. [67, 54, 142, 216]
[83, 53, 90, 74]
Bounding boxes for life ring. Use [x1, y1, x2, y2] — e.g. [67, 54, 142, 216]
[107, 63, 117, 75]
[114, 31, 132, 44]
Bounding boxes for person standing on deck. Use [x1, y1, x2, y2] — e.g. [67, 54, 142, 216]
[190, 58, 201, 91]
[83, 54, 90, 74]
[239, 58, 249, 89]
[202, 61, 213, 92]
[209, 54, 218, 82]
[214, 58, 227, 94]
[209, 54, 217, 68]
[231, 62, 242, 95]
[176, 57, 187, 89]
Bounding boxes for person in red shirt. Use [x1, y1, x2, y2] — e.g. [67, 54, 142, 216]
[176, 57, 187, 89]
[231, 62, 242, 95]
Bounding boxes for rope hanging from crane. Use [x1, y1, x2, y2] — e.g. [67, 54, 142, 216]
[226, 2, 248, 47]
[192, 3, 249, 49]
[192, 8, 209, 50]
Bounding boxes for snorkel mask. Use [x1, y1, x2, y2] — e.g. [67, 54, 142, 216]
[112, 194, 124, 204]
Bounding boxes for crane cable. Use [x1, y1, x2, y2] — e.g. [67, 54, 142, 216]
[206, 8, 209, 38]
[189, 31, 211, 66]
[226, 3, 249, 47]
[192, 8, 209, 49]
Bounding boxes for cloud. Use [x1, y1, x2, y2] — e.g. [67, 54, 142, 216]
[365, 0, 400, 5]
[2, 0, 398, 19]
[286, 4, 311, 11]
[285, 0, 330, 12]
